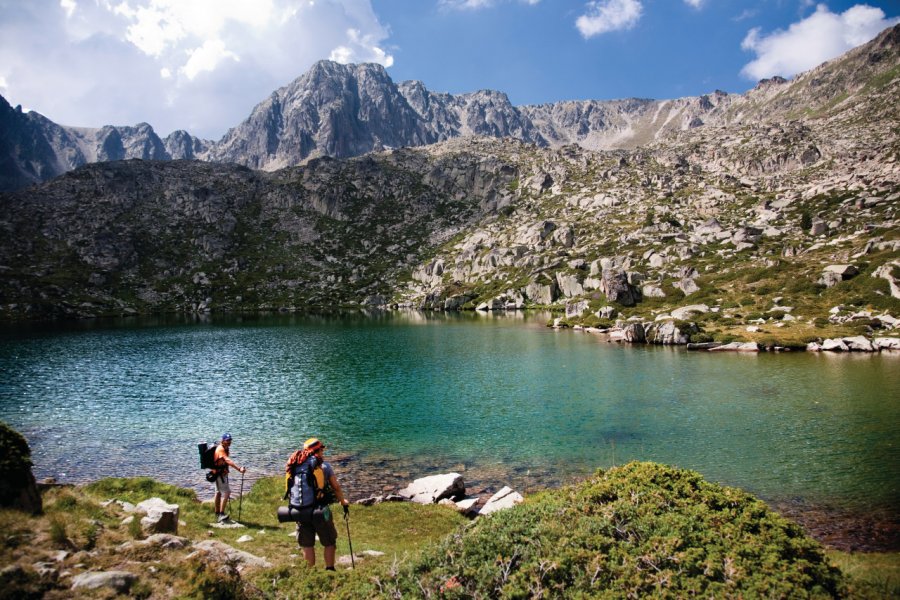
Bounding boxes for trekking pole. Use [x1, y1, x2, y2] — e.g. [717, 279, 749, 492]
[238, 470, 245, 523]
[344, 510, 355, 569]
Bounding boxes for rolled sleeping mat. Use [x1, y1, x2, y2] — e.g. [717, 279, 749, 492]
[277, 505, 305, 523]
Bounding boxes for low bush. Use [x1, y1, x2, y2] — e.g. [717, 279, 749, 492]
[386, 462, 845, 598]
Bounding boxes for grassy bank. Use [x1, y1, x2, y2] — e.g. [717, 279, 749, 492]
[0, 465, 897, 598]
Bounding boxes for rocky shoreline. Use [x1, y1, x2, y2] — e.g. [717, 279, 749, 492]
[162, 452, 899, 554]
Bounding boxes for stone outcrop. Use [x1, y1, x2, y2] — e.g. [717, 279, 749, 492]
[398, 473, 465, 504]
[189, 540, 273, 571]
[1, 25, 899, 327]
[135, 498, 180, 534]
[0, 422, 42, 514]
[71, 571, 136, 593]
[479, 486, 524, 516]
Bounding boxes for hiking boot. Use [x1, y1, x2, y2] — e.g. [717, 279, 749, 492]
[217, 513, 229, 523]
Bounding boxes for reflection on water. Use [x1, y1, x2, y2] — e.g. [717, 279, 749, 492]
[1, 312, 898, 539]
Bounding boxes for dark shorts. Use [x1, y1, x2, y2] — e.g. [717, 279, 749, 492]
[296, 506, 338, 548]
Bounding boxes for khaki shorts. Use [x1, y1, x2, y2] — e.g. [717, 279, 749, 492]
[215, 473, 231, 495]
[296, 507, 338, 547]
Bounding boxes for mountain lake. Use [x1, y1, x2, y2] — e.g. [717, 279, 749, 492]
[1, 311, 897, 549]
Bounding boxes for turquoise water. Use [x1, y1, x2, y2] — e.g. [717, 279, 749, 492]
[0, 311, 898, 516]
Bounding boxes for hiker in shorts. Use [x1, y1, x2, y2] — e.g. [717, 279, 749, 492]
[285, 438, 350, 570]
[213, 433, 246, 522]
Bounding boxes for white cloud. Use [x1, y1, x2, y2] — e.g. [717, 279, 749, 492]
[684, 0, 704, 8]
[576, 0, 643, 38]
[0, 0, 394, 139]
[741, 3, 900, 80]
[60, 0, 77, 18]
[180, 39, 239, 80]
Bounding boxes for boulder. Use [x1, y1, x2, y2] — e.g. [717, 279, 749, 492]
[642, 285, 666, 298]
[601, 270, 640, 306]
[842, 336, 875, 352]
[479, 486, 523, 516]
[645, 320, 697, 345]
[556, 272, 584, 298]
[189, 540, 272, 571]
[443, 295, 472, 311]
[674, 278, 700, 296]
[524, 278, 558, 305]
[874, 337, 900, 350]
[439, 496, 479, 515]
[398, 473, 465, 504]
[0, 422, 42, 514]
[71, 571, 136, 593]
[821, 338, 849, 352]
[708, 342, 760, 352]
[670, 304, 710, 320]
[595, 305, 617, 319]
[872, 261, 900, 300]
[622, 322, 646, 343]
[819, 271, 843, 288]
[565, 300, 590, 319]
[823, 264, 858, 279]
[135, 498, 179, 534]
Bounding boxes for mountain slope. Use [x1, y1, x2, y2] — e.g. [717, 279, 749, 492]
[0, 25, 898, 332]
[4, 23, 897, 192]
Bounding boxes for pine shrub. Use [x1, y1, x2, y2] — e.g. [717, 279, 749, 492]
[388, 462, 844, 598]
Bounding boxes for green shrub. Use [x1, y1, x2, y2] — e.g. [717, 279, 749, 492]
[52, 494, 77, 511]
[690, 333, 714, 343]
[0, 422, 32, 473]
[180, 557, 248, 600]
[48, 517, 69, 548]
[814, 317, 829, 328]
[800, 210, 813, 230]
[82, 522, 98, 550]
[387, 462, 844, 598]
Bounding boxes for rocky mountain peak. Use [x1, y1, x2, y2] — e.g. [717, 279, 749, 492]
[2, 24, 899, 192]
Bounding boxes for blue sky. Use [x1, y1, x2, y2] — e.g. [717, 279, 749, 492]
[0, 1, 897, 139]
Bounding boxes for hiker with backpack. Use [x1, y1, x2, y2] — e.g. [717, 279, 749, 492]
[284, 437, 350, 570]
[212, 433, 246, 522]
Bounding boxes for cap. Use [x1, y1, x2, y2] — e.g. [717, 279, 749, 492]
[222, 433, 232, 441]
[303, 437, 324, 452]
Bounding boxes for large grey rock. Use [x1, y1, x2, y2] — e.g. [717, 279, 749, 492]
[821, 338, 849, 352]
[556, 272, 584, 298]
[601, 270, 640, 306]
[670, 304, 710, 320]
[642, 284, 666, 298]
[478, 486, 523, 516]
[524, 278, 558, 305]
[709, 342, 760, 352]
[71, 571, 136, 593]
[189, 540, 272, 571]
[622, 322, 646, 343]
[823, 264, 858, 278]
[674, 278, 700, 296]
[645, 320, 698, 345]
[565, 300, 590, 319]
[874, 337, 900, 350]
[595, 305, 617, 319]
[819, 271, 843, 288]
[842, 336, 875, 352]
[398, 473, 465, 504]
[136, 498, 179, 534]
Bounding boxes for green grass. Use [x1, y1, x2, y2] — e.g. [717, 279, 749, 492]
[5, 467, 897, 598]
[828, 550, 900, 599]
